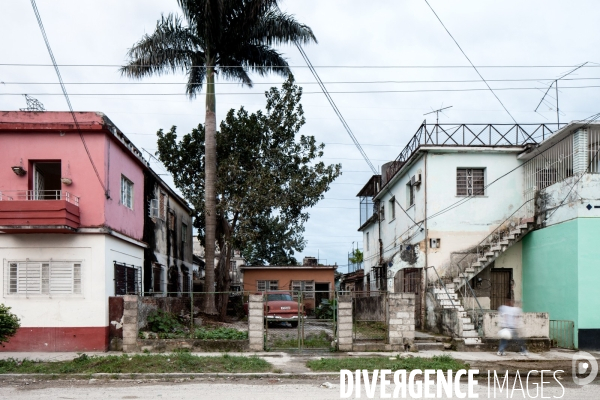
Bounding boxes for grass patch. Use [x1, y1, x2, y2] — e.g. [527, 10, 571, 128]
[354, 321, 387, 340]
[306, 355, 469, 372]
[0, 353, 271, 374]
[140, 326, 248, 340]
[269, 332, 331, 349]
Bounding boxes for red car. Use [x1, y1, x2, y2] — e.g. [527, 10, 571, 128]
[244, 292, 305, 328]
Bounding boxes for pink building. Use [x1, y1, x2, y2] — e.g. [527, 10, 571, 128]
[0, 111, 192, 351]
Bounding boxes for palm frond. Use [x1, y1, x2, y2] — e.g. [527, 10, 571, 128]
[217, 63, 253, 87]
[252, 9, 317, 46]
[186, 56, 207, 98]
[228, 44, 291, 78]
[120, 14, 202, 79]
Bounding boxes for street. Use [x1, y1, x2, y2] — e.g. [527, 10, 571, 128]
[1, 377, 600, 400]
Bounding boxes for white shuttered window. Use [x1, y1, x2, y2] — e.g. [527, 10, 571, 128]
[7, 261, 82, 295]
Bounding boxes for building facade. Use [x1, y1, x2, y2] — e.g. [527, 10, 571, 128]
[357, 122, 600, 349]
[0, 111, 192, 351]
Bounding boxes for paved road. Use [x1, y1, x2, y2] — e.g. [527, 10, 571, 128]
[1, 378, 599, 399]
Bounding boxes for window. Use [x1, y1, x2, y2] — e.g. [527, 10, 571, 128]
[121, 175, 134, 209]
[182, 272, 191, 294]
[366, 232, 370, 251]
[152, 264, 164, 293]
[389, 197, 396, 219]
[7, 261, 81, 295]
[380, 204, 385, 220]
[257, 280, 278, 291]
[406, 181, 414, 207]
[114, 262, 141, 295]
[159, 191, 166, 220]
[457, 168, 485, 196]
[168, 210, 175, 231]
[292, 280, 315, 299]
[182, 223, 188, 243]
[149, 199, 159, 218]
[430, 238, 441, 249]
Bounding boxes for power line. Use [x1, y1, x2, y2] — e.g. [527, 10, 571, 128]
[4, 85, 600, 96]
[29, 0, 109, 198]
[424, 0, 517, 124]
[2, 63, 600, 69]
[4, 77, 600, 85]
[293, 42, 378, 175]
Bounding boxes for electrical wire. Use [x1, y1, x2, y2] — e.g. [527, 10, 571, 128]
[4, 85, 600, 95]
[29, 0, 109, 198]
[2, 63, 600, 69]
[424, 0, 517, 124]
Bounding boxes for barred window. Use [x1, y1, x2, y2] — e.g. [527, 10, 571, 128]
[7, 261, 82, 295]
[114, 262, 141, 295]
[257, 280, 278, 291]
[457, 168, 485, 196]
[292, 280, 315, 299]
[152, 264, 164, 293]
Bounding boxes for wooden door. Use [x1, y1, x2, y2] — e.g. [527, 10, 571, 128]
[490, 269, 512, 310]
[402, 268, 422, 329]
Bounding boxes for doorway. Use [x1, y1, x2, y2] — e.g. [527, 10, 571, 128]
[490, 269, 512, 310]
[402, 268, 422, 329]
[315, 282, 330, 306]
[32, 162, 61, 199]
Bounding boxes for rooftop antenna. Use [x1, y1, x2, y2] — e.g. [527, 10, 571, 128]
[20, 94, 45, 112]
[424, 105, 452, 124]
[535, 62, 588, 130]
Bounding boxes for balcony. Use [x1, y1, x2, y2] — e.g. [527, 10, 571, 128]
[0, 190, 80, 233]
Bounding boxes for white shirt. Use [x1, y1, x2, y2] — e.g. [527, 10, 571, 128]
[498, 305, 522, 329]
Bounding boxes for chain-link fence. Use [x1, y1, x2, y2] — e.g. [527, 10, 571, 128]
[352, 291, 388, 342]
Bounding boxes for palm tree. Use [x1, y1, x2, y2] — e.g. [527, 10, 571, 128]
[121, 0, 316, 314]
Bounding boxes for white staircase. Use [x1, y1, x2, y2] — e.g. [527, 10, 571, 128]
[433, 285, 481, 345]
[430, 219, 536, 346]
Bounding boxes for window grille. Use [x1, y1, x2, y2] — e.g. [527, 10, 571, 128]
[257, 280, 278, 291]
[114, 262, 141, 295]
[159, 192, 166, 220]
[121, 175, 134, 209]
[6, 261, 82, 295]
[407, 182, 414, 207]
[292, 280, 315, 299]
[456, 168, 485, 196]
[168, 210, 175, 231]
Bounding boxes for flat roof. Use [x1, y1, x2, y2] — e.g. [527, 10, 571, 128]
[240, 265, 337, 270]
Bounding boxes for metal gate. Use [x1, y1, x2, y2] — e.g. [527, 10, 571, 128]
[402, 268, 422, 329]
[550, 320, 575, 349]
[264, 290, 335, 351]
[352, 291, 387, 342]
[490, 269, 512, 310]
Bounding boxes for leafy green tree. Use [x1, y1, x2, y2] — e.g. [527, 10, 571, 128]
[121, 0, 316, 314]
[0, 304, 20, 345]
[349, 249, 363, 264]
[156, 77, 341, 317]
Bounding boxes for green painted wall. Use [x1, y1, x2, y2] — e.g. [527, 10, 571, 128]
[522, 219, 579, 346]
[577, 218, 600, 330]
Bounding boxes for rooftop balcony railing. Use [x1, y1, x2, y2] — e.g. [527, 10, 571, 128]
[0, 190, 79, 206]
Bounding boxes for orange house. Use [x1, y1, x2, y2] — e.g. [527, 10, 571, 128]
[240, 265, 336, 311]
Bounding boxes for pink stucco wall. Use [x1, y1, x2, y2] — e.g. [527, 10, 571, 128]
[0, 111, 144, 240]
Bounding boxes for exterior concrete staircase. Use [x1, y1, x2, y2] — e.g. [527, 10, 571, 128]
[430, 218, 536, 346]
[433, 284, 481, 345]
[453, 220, 535, 290]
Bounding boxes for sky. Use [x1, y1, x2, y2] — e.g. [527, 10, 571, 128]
[1, 1, 600, 271]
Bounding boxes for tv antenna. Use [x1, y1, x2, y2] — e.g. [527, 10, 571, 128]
[424, 105, 452, 124]
[535, 62, 588, 130]
[20, 94, 45, 112]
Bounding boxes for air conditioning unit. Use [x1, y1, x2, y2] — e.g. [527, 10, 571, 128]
[411, 174, 422, 187]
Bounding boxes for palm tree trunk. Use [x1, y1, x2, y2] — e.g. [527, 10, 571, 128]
[203, 61, 218, 315]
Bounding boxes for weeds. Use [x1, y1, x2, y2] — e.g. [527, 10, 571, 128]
[307, 355, 469, 372]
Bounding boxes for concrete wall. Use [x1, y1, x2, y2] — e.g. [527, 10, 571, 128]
[0, 233, 143, 351]
[247, 294, 263, 351]
[353, 295, 385, 321]
[387, 293, 416, 349]
[482, 312, 549, 339]
[577, 218, 600, 348]
[522, 219, 580, 346]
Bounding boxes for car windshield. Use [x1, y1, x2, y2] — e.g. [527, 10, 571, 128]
[267, 294, 293, 301]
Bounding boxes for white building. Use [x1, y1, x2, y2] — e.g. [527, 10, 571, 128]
[357, 121, 600, 349]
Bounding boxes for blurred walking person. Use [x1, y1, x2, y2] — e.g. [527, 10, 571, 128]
[497, 299, 528, 356]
